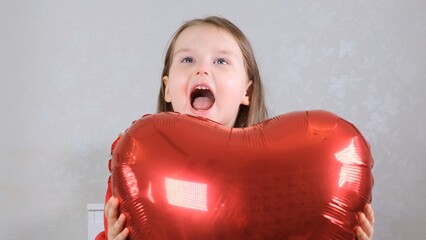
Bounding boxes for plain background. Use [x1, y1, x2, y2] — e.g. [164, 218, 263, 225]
[1, 0, 425, 239]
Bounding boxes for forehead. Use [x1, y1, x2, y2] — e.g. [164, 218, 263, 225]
[173, 24, 243, 56]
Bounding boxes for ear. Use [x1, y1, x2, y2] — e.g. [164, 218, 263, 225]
[240, 80, 253, 106]
[163, 76, 172, 103]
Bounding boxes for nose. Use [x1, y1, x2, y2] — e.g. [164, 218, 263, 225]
[195, 61, 210, 76]
[196, 70, 208, 76]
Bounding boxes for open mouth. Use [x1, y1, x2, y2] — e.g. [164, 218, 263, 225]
[190, 86, 215, 111]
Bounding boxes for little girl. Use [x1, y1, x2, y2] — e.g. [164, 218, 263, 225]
[96, 16, 374, 240]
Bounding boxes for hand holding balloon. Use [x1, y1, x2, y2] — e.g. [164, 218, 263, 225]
[355, 204, 375, 239]
[104, 196, 129, 240]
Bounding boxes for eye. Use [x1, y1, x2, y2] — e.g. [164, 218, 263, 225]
[181, 57, 194, 63]
[214, 58, 229, 65]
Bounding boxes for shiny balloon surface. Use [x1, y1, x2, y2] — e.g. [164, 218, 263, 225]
[111, 111, 373, 240]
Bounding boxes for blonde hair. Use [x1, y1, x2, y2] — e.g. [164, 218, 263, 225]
[157, 16, 268, 127]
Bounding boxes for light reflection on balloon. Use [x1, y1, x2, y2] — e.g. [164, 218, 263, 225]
[165, 177, 208, 211]
[335, 137, 364, 188]
[147, 181, 155, 203]
[121, 165, 140, 197]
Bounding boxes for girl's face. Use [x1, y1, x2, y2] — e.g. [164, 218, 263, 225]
[163, 24, 252, 128]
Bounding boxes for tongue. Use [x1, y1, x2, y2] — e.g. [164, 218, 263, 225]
[192, 96, 214, 110]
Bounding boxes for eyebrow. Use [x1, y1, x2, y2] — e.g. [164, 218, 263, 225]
[173, 48, 239, 58]
[174, 48, 192, 55]
[217, 49, 239, 58]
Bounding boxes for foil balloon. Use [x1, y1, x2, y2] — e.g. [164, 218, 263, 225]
[111, 111, 373, 240]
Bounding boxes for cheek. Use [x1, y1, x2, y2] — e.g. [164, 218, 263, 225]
[220, 75, 247, 98]
[168, 73, 188, 97]
[217, 83, 246, 109]
[169, 84, 187, 104]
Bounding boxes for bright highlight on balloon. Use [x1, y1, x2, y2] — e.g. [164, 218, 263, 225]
[122, 165, 140, 197]
[165, 177, 208, 211]
[335, 137, 363, 165]
[335, 137, 364, 188]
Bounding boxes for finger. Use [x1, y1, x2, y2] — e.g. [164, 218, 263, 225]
[108, 197, 119, 218]
[108, 213, 125, 239]
[355, 226, 369, 240]
[111, 214, 126, 237]
[105, 196, 116, 220]
[358, 212, 373, 238]
[104, 197, 113, 216]
[107, 197, 120, 229]
[365, 204, 375, 227]
[114, 227, 130, 240]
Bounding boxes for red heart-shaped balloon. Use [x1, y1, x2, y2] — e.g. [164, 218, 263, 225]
[111, 110, 373, 240]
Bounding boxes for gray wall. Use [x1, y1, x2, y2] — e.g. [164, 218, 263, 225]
[1, 0, 425, 239]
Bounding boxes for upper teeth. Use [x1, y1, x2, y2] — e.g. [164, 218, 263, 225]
[195, 86, 209, 90]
